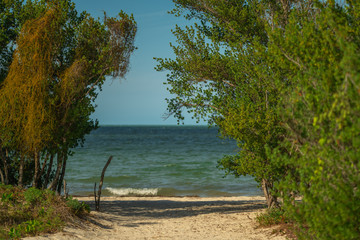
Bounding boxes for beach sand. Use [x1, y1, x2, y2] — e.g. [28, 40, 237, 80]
[25, 196, 286, 240]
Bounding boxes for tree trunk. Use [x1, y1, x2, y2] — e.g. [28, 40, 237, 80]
[0, 168, 4, 184]
[43, 154, 54, 189]
[0, 150, 7, 184]
[32, 151, 40, 188]
[262, 178, 279, 208]
[94, 156, 113, 211]
[1, 149, 9, 185]
[63, 179, 69, 198]
[39, 153, 50, 181]
[48, 152, 63, 191]
[18, 155, 25, 187]
[56, 155, 67, 194]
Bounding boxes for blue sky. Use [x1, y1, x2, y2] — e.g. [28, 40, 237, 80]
[72, 0, 201, 126]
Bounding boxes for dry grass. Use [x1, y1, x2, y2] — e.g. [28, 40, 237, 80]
[256, 207, 297, 239]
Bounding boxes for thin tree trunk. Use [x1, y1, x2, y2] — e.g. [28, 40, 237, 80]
[0, 149, 4, 183]
[44, 154, 54, 189]
[56, 156, 67, 194]
[48, 152, 63, 192]
[2, 149, 9, 185]
[39, 152, 50, 181]
[262, 178, 279, 208]
[63, 179, 69, 198]
[95, 156, 113, 211]
[18, 155, 25, 186]
[32, 151, 40, 188]
[0, 149, 7, 184]
[0, 168, 4, 184]
[0, 143, 4, 184]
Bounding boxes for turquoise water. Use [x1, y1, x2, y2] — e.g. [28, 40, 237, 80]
[66, 126, 262, 197]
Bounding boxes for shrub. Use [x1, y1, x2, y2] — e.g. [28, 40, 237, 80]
[257, 208, 290, 226]
[24, 187, 45, 205]
[0, 185, 90, 239]
[66, 197, 90, 215]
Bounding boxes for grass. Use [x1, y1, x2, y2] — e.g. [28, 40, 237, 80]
[257, 207, 297, 239]
[0, 184, 90, 239]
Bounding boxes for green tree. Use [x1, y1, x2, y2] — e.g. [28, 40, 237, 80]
[267, 1, 360, 238]
[158, 0, 360, 237]
[0, 0, 136, 192]
[156, 0, 296, 208]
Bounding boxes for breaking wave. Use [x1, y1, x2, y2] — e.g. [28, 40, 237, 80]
[106, 187, 159, 196]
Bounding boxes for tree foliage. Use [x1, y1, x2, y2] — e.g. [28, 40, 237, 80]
[156, 0, 291, 208]
[268, 1, 360, 239]
[0, 0, 136, 192]
[157, 0, 359, 238]
[0, 0, 56, 83]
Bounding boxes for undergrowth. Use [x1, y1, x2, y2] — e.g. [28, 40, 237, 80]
[257, 207, 296, 239]
[0, 184, 89, 239]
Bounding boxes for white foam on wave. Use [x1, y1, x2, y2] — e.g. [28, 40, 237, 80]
[106, 187, 158, 196]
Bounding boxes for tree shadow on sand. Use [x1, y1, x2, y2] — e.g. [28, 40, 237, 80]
[81, 199, 266, 229]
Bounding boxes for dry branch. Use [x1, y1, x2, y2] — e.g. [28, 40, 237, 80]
[94, 156, 113, 211]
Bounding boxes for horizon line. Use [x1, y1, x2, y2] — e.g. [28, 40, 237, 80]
[97, 124, 210, 127]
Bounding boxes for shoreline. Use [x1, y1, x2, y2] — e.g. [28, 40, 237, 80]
[25, 196, 287, 240]
[75, 195, 267, 202]
[72, 194, 264, 198]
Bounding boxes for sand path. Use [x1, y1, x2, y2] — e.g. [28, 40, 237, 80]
[25, 196, 286, 240]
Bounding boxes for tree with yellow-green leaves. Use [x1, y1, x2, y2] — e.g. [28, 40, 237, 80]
[0, 0, 136, 193]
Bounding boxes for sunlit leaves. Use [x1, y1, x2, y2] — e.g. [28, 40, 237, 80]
[0, 0, 136, 189]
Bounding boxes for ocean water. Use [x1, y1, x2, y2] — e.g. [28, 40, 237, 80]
[66, 126, 262, 197]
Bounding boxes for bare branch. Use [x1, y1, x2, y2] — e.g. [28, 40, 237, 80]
[95, 156, 113, 211]
[279, 46, 305, 69]
[182, 102, 220, 111]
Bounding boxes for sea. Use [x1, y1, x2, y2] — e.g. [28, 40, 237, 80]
[65, 126, 262, 197]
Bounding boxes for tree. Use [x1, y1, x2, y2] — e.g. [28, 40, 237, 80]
[0, 0, 54, 84]
[267, 1, 360, 238]
[0, 0, 137, 193]
[156, 0, 296, 208]
[158, 0, 360, 237]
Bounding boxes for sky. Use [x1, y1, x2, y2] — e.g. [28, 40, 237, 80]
[72, 0, 201, 126]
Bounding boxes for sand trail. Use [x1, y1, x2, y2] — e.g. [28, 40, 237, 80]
[25, 196, 286, 240]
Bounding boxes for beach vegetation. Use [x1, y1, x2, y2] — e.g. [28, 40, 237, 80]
[257, 208, 290, 226]
[270, 1, 360, 239]
[0, 184, 89, 239]
[66, 196, 90, 215]
[0, 0, 136, 193]
[155, 0, 289, 208]
[257, 207, 296, 239]
[157, 0, 360, 239]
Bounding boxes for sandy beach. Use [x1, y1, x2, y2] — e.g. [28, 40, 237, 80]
[25, 196, 286, 240]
